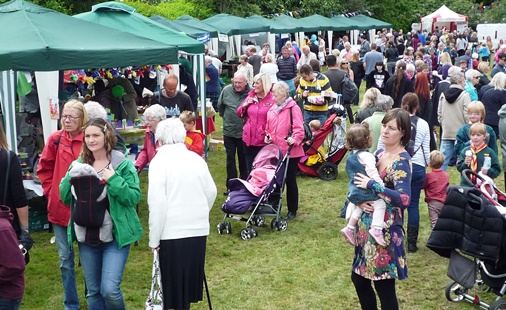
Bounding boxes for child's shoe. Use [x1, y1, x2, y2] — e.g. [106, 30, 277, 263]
[340, 227, 355, 246]
[369, 227, 386, 247]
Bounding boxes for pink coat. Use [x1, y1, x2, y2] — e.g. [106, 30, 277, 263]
[237, 90, 274, 147]
[135, 128, 159, 171]
[265, 99, 305, 158]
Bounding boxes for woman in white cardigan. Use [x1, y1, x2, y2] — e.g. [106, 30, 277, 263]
[148, 117, 217, 310]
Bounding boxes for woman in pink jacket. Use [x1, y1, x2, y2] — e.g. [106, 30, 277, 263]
[265, 82, 305, 220]
[134, 104, 166, 173]
[237, 73, 274, 173]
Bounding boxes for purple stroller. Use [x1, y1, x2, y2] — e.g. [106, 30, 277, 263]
[218, 144, 292, 240]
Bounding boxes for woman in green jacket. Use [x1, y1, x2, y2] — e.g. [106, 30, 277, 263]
[60, 118, 142, 309]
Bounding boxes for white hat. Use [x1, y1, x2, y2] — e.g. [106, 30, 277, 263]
[472, 53, 479, 59]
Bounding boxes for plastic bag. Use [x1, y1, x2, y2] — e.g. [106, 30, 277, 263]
[145, 250, 163, 310]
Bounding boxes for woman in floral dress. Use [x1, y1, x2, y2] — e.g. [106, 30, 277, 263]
[351, 108, 412, 310]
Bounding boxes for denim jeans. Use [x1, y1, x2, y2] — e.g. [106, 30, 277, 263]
[303, 110, 328, 126]
[78, 239, 130, 310]
[407, 163, 426, 226]
[440, 139, 456, 171]
[0, 298, 22, 310]
[53, 224, 80, 310]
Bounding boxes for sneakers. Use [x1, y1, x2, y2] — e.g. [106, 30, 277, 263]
[369, 227, 386, 247]
[223, 189, 230, 196]
[340, 227, 355, 246]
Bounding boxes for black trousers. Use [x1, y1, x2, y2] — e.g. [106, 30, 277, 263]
[351, 272, 399, 310]
[285, 157, 300, 214]
[244, 144, 264, 174]
[223, 136, 247, 187]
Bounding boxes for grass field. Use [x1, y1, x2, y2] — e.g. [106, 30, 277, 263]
[22, 100, 505, 309]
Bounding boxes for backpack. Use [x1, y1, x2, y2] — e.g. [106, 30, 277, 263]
[407, 115, 419, 157]
[340, 74, 358, 103]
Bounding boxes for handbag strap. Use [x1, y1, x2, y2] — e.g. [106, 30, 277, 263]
[3, 150, 11, 206]
[288, 107, 293, 137]
[149, 250, 162, 299]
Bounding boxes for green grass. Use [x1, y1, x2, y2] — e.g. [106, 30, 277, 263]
[22, 98, 504, 309]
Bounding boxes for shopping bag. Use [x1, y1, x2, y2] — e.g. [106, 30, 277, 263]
[145, 250, 163, 310]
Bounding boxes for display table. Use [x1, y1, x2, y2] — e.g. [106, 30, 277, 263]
[222, 63, 238, 78]
[116, 128, 146, 145]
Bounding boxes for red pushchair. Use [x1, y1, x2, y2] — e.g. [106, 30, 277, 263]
[297, 101, 347, 180]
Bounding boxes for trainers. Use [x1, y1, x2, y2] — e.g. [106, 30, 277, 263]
[285, 212, 297, 220]
[369, 228, 386, 247]
[340, 227, 355, 246]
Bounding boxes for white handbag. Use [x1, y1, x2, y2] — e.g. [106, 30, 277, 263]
[145, 250, 163, 310]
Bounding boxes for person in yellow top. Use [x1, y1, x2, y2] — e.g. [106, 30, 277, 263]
[296, 64, 332, 125]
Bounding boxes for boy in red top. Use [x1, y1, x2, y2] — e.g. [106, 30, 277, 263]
[180, 111, 206, 158]
[422, 150, 450, 229]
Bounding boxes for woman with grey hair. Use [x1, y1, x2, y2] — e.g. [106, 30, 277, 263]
[363, 94, 394, 153]
[464, 69, 480, 101]
[134, 104, 166, 174]
[355, 88, 381, 124]
[481, 72, 506, 136]
[148, 117, 216, 310]
[84, 101, 127, 154]
[265, 81, 304, 220]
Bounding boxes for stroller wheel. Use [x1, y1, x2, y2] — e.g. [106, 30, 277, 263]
[255, 216, 265, 227]
[318, 162, 338, 181]
[249, 227, 258, 238]
[217, 222, 224, 235]
[240, 228, 251, 240]
[444, 280, 466, 302]
[490, 298, 506, 310]
[271, 219, 279, 230]
[278, 219, 288, 232]
[225, 222, 232, 234]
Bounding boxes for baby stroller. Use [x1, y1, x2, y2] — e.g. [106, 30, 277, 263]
[427, 170, 506, 310]
[297, 99, 347, 180]
[218, 144, 292, 240]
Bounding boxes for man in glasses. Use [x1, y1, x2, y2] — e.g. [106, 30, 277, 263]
[217, 71, 250, 195]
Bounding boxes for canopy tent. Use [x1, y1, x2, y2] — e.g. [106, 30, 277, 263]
[202, 14, 271, 58]
[150, 15, 218, 42]
[347, 14, 392, 30]
[176, 14, 222, 57]
[270, 15, 306, 33]
[75, 2, 204, 54]
[420, 5, 468, 33]
[75, 3, 208, 135]
[298, 14, 352, 51]
[0, 0, 180, 153]
[244, 15, 276, 55]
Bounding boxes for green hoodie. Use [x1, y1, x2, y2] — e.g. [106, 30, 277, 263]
[60, 150, 143, 248]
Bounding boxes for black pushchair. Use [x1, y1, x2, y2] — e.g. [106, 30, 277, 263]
[217, 144, 291, 240]
[427, 170, 506, 310]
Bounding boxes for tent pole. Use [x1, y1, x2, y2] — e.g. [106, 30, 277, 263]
[0, 70, 17, 153]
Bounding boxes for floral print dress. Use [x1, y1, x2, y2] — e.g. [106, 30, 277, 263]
[352, 151, 412, 281]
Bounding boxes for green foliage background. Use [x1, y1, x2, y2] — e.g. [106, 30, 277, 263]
[2, 0, 506, 31]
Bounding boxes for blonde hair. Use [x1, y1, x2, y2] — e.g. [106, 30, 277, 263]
[253, 73, 272, 94]
[469, 122, 487, 136]
[308, 119, 321, 131]
[179, 110, 196, 123]
[429, 150, 445, 169]
[360, 87, 381, 109]
[61, 100, 89, 130]
[467, 101, 486, 121]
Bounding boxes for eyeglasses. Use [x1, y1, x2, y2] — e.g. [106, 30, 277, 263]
[474, 76, 480, 79]
[342, 62, 349, 65]
[62, 115, 79, 121]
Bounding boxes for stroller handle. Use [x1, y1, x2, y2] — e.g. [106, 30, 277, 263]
[461, 169, 486, 187]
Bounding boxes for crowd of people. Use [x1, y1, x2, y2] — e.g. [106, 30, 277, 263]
[4, 24, 506, 310]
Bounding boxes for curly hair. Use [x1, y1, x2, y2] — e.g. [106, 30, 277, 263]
[346, 123, 372, 150]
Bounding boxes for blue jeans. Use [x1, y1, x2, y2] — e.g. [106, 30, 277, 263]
[407, 163, 426, 226]
[53, 224, 80, 310]
[78, 239, 130, 310]
[303, 110, 328, 126]
[440, 139, 456, 171]
[0, 298, 22, 310]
